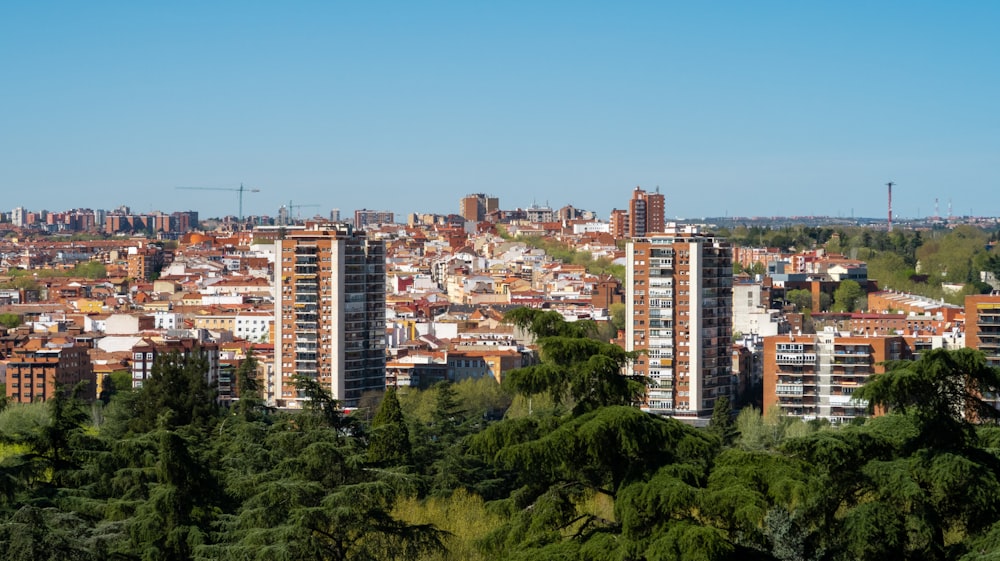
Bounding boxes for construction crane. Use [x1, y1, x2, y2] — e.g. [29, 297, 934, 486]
[282, 200, 321, 224]
[176, 184, 261, 222]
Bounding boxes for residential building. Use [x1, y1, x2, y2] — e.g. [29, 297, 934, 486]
[5, 336, 96, 403]
[127, 244, 164, 281]
[763, 330, 907, 422]
[966, 294, 1000, 369]
[459, 193, 499, 223]
[625, 224, 733, 422]
[627, 186, 665, 238]
[273, 223, 386, 408]
[353, 209, 394, 229]
[733, 280, 785, 337]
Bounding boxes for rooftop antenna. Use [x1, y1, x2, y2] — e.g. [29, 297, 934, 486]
[886, 181, 895, 232]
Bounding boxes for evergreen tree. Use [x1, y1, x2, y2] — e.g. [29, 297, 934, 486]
[368, 388, 412, 467]
[707, 395, 736, 446]
[129, 350, 218, 434]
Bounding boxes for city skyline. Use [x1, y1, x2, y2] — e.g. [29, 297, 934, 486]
[3, 3, 998, 220]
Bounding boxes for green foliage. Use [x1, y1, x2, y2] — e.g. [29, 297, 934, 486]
[707, 396, 736, 446]
[855, 348, 1000, 446]
[368, 388, 412, 467]
[8, 334, 1000, 560]
[832, 279, 865, 312]
[126, 351, 218, 434]
[785, 289, 812, 311]
[72, 260, 106, 279]
[0, 313, 22, 329]
[608, 303, 626, 333]
[503, 308, 646, 415]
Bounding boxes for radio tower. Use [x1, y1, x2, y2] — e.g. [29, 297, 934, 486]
[934, 198, 939, 221]
[886, 181, 895, 232]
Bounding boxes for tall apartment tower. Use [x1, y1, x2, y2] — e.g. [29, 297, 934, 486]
[625, 225, 733, 421]
[273, 223, 387, 408]
[628, 186, 665, 237]
[460, 193, 499, 222]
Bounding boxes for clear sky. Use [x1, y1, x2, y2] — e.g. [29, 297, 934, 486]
[2, 2, 998, 221]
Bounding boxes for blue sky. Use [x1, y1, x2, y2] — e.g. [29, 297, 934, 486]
[2, 2, 998, 220]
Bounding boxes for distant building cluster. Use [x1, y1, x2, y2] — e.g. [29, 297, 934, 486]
[3, 187, 1000, 427]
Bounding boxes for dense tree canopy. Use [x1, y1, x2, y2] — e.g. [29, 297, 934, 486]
[3, 325, 1000, 561]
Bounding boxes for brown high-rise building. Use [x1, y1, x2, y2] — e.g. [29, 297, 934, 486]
[609, 208, 628, 238]
[625, 225, 733, 421]
[628, 186, 665, 237]
[611, 187, 666, 239]
[459, 193, 499, 223]
[273, 223, 386, 408]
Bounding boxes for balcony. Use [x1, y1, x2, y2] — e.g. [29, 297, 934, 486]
[775, 353, 817, 365]
[775, 384, 804, 396]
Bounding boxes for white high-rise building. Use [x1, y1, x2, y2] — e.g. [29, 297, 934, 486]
[11, 207, 27, 227]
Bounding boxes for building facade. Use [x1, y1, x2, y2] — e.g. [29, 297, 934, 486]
[459, 193, 499, 223]
[5, 337, 95, 403]
[625, 225, 733, 421]
[353, 209, 395, 229]
[966, 294, 1000, 369]
[763, 331, 907, 422]
[273, 223, 386, 408]
[627, 187, 665, 238]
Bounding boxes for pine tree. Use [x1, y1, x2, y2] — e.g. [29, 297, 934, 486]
[368, 388, 412, 467]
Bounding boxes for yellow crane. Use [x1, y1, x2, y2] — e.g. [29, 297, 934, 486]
[176, 184, 261, 221]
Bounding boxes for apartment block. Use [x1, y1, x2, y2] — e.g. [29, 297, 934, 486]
[353, 209, 394, 229]
[763, 331, 907, 422]
[627, 187, 665, 238]
[610, 187, 666, 239]
[5, 337, 96, 403]
[274, 223, 386, 408]
[459, 193, 499, 223]
[625, 225, 733, 421]
[966, 294, 1000, 369]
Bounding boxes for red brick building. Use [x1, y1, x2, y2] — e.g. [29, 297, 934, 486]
[5, 336, 95, 403]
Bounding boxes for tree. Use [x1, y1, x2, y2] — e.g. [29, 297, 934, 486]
[854, 348, 1000, 446]
[234, 352, 267, 421]
[127, 351, 217, 434]
[503, 308, 646, 415]
[785, 289, 813, 311]
[609, 303, 626, 334]
[368, 388, 412, 467]
[707, 396, 736, 446]
[0, 313, 22, 329]
[832, 280, 865, 312]
[72, 261, 106, 279]
[128, 426, 219, 561]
